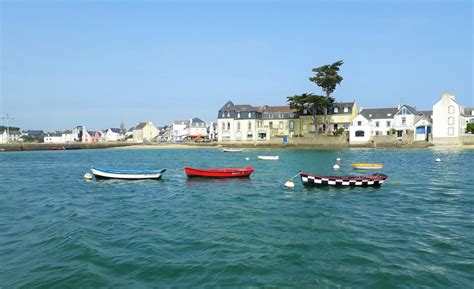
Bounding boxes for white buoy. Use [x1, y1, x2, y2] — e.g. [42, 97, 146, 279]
[336, 158, 341, 161]
[245, 157, 250, 161]
[284, 180, 295, 188]
[333, 164, 340, 170]
[435, 158, 441, 162]
[83, 173, 93, 180]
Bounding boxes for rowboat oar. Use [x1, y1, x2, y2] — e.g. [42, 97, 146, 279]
[284, 171, 302, 188]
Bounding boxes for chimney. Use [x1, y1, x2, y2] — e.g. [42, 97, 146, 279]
[442, 91, 455, 101]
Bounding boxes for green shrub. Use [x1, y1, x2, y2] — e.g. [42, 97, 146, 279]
[467, 123, 474, 133]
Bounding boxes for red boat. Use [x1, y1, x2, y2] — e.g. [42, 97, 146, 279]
[50, 146, 65, 150]
[184, 166, 254, 178]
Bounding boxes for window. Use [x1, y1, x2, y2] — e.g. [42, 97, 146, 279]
[355, 130, 365, 137]
[247, 132, 253, 139]
[248, 122, 252, 130]
[375, 131, 380, 136]
[357, 121, 362, 126]
[303, 124, 307, 130]
[448, 127, 454, 135]
[237, 121, 240, 130]
[387, 121, 391, 127]
[221, 112, 225, 118]
[448, 117, 454, 125]
[222, 122, 225, 130]
[279, 113, 283, 118]
[237, 113, 240, 118]
[279, 121, 284, 129]
[375, 121, 379, 127]
[334, 107, 339, 113]
[369, 114, 372, 118]
[402, 117, 406, 125]
[401, 108, 407, 115]
[227, 112, 230, 117]
[290, 121, 294, 129]
[344, 107, 349, 113]
[387, 113, 392, 117]
[343, 124, 349, 129]
[248, 112, 252, 118]
[448, 105, 454, 114]
[227, 122, 230, 130]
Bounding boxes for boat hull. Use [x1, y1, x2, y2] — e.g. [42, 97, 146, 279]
[91, 167, 165, 180]
[300, 172, 388, 187]
[258, 156, 279, 160]
[184, 166, 254, 178]
[223, 149, 243, 152]
[352, 163, 384, 170]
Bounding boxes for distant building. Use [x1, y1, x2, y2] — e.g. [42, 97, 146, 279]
[133, 121, 159, 143]
[299, 102, 357, 136]
[349, 105, 432, 144]
[105, 128, 122, 142]
[217, 101, 265, 142]
[189, 118, 207, 139]
[432, 92, 473, 144]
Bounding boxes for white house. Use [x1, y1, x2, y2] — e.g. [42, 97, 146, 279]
[432, 92, 474, 143]
[172, 120, 189, 142]
[349, 107, 397, 144]
[189, 118, 207, 139]
[0, 129, 21, 143]
[349, 106, 431, 144]
[105, 128, 122, 142]
[217, 101, 267, 142]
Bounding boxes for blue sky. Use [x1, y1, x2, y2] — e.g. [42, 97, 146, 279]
[1, 0, 472, 130]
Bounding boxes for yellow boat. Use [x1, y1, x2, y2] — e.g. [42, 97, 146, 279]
[352, 163, 384, 170]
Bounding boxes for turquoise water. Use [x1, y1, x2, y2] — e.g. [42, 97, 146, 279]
[0, 148, 472, 288]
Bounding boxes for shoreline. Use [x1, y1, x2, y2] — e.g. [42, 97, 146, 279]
[1, 142, 473, 151]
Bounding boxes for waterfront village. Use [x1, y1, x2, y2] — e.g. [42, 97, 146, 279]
[1, 91, 473, 148]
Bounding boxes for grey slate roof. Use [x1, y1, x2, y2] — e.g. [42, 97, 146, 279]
[360, 108, 399, 120]
[134, 122, 148, 130]
[109, 128, 121, 133]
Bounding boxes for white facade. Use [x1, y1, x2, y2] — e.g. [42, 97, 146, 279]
[105, 129, 122, 142]
[432, 92, 466, 140]
[44, 132, 79, 143]
[218, 118, 267, 142]
[172, 121, 189, 142]
[349, 114, 373, 144]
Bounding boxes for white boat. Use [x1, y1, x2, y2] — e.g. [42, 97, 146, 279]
[258, 155, 279, 160]
[223, 148, 243, 152]
[351, 163, 383, 170]
[91, 167, 166, 180]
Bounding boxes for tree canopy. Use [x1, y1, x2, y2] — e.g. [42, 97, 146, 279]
[309, 60, 344, 98]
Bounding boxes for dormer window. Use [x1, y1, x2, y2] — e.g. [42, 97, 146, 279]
[369, 114, 372, 117]
[237, 112, 241, 118]
[227, 112, 230, 117]
[221, 112, 225, 117]
[334, 107, 339, 113]
[248, 112, 251, 118]
[387, 113, 392, 117]
[344, 107, 348, 113]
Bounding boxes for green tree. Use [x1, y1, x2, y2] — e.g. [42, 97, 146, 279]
[309, 60, 343, 131]
[287, 93, 326, 136]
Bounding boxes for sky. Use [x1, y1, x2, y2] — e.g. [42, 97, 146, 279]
[1, 0, 472, 131]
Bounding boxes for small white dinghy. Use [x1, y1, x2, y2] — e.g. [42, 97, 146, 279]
[91, 167, 166, 180]
[223, 148, 243, 152]
[258, 155, 279, 160]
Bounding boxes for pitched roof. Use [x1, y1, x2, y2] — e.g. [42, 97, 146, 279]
[360, 108, 398, 120]
[134, 122, 148, 130]
[190, 117, 205, 123]
[258, 105, 296, 113]
[108, 128, 121, 133]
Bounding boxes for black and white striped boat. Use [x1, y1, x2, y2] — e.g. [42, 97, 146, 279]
[300, 172, 388, 187]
